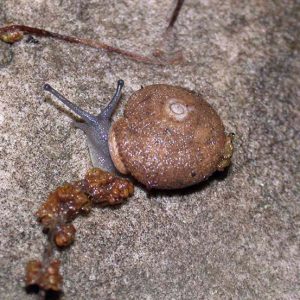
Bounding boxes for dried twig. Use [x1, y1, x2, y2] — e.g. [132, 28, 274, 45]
[0, 24, 183, 65]
[167, 0, 185, 31]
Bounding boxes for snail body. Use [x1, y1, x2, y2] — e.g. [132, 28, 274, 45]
[44, 81, 233, 189]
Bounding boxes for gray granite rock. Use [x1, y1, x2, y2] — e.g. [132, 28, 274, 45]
[0, 0, 299, 299]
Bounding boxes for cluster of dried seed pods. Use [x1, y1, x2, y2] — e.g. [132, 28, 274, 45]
[25, 168, 134, 296]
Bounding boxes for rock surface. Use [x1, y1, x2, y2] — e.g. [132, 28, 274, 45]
[0, 0, 299, 299]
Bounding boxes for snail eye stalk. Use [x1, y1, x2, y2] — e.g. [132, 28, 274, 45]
[43, 79, 124, 124]
[43, 83, 98, 125]
[101, 79, 124, 119]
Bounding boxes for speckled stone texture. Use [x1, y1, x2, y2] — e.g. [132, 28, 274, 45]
[0, 1, 299, 299]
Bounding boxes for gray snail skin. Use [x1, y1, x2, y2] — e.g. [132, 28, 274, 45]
[44, 80, 234, 189]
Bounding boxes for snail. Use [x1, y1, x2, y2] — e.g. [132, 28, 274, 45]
[44, 80, 234, 189]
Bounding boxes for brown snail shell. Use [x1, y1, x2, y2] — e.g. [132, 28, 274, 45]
[109, 84, 227, 189]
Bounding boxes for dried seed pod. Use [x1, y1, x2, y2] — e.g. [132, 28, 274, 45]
[25, 259, 62, 292]
[77, 168, 134, 206]
[0, 30, 23, 43]
[36, 184, 91, 229]
[54, 224, 76, 247]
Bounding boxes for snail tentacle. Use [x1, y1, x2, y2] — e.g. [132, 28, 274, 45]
[100, 79, 124, 120]
[43, 84, 98, 125]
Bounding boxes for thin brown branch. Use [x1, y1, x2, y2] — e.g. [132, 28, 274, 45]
[167, 0, 185, 31]
[0, 24, 183, 65]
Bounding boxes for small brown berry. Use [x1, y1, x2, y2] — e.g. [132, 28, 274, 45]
[54, 224, 76, 247]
